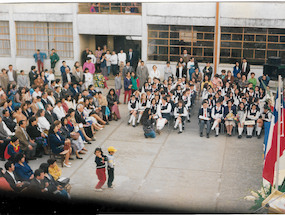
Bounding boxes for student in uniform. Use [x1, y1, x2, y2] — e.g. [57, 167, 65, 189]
[211, 99, 224, 137]
[237, 102, 247, 139]
[156, 96, 171, 134]
[128, 95, 138, 127]
[137, 93, 150, 125]
[94, 147, 108, 192]
[181, 90, 191, 122]
[262, 105, 273, 154]
[198, 100, 212, 138]
[245, 103, 260, 138]
[223, 100, 236, 136]
[106, 146, 117, 189]
[173, 100, 188, 134]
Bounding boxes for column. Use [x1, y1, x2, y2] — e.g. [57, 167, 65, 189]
[141, 3, 147, 62]
[213, 2, 221, 75]
[73, 3, 80, 63]
[9, 5, 16, 67]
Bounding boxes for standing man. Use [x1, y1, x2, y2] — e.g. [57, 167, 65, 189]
[7, 65, 17, 84]
[60, 61, 71, 82]
[33, 49, 47, 73]
[50, 49, 60, 72]
[81, 48, 89, 66]
[110, 51, 118, 76]
[240, 58, 250, 79]
[181, 49, 191, 64]
[136, 61, 149, 89]
[29, 66, 38, 87]
[127, 48, 136, 67]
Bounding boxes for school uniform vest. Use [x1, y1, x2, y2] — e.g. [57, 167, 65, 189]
[130, 100, 137, 109]
[161, 103, 169, 111]
[214, 106, 223, 115]
[177, 107, 184, 114]
[141, 100, 147, 107]
[249, 110, 258, 117]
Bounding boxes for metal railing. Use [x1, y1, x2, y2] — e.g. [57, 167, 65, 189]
[78, 3, 142, 15]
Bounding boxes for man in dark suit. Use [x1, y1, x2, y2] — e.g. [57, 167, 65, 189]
[2, 110, 16, 132]
[240, 58, 250, 79]
[4, 161, 29, 192]
[198, 100, 212, 138]
[45, 104, 57, 125]
[60, 83, 73, 99]
[176, 62, 187, 79]
[41, 92, 51, 108]
[75, 104, 93, 140]
[127, 48, 137, 67]
[29, 169, 47, 193]
[81, 48, 89, 66]
[28, 66, 38, 87]
[53, 86, 61, 100]
[70, 83, 81, 97]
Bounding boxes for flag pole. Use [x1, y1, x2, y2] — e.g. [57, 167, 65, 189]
[275, 75, 282, 190]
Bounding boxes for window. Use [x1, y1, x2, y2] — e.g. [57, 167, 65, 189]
[16, 22, 73, 58]
[148, 25, 214, 62]
[220, 27, 285, 65]
[0, 21, 10, 56]
[78, 3, 142, 14]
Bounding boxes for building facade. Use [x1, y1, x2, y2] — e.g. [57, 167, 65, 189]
[1, 2, 285, 78]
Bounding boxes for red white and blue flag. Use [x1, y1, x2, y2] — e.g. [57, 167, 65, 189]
[263, 90, 285, 185]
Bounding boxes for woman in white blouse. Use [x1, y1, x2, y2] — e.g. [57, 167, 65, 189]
[149, 65, 160, 82]
[83, 68, 93, 90]
[36, 109, 51, 132]
[47, 91, 56, 107]
[87, 50, 96, 64]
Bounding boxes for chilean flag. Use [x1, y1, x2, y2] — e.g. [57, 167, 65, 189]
[262, 90, 285, 185]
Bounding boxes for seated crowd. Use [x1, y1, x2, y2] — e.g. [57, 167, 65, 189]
[0, 156, 71, 199]
[0, 61, 122, 169]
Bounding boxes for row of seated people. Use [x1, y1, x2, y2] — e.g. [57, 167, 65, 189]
[0, 154, 71, 199]
[198, 73, 273, 138]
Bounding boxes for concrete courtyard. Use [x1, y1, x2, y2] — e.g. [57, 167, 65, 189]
[0, 79, 264, 213]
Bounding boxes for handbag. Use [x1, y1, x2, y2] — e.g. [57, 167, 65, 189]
[64, 141, 71, 150]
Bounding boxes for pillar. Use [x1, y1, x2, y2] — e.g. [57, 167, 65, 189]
[9, 5, 16, 68]
[213, 2, 221, 75]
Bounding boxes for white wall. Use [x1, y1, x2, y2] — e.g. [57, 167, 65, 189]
[77, 14, 142, 36]
[220, 2, 285, 28]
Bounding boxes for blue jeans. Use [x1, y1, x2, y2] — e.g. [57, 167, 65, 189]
[107, 66, 111, 76]
[145, 130, 156, 138]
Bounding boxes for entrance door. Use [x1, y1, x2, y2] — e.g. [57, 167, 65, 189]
[95, 35, 107, 49]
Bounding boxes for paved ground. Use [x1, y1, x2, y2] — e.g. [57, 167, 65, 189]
[0, 79, 264, 213]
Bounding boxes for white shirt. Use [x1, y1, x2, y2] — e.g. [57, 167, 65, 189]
[7, 171, 18, 184]
[38, 116, 51, 131]
[7, 70, 14, 82]
[110, 54, 118, 65]
[47, 96, 55, 107]
[66, 73, 71, 83]
[32, 91, 42, 99]
[87, 54, 96, 64]
[47, 73, 55, 85]
[2, 121, 14, 136]
[105, 54, 111, 66]
[118, 52, 126, 65]
[53, 105, 66, 120]
[242, 62, 247, 72]
[178, 66, 183, 79]
[149, 69, 160, 82]
[187, 61, 195, 69]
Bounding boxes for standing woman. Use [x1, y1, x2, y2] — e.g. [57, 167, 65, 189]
[128, 94, 139, 127]
[106, 88, 121, 121]
[94, 46, 103, 72]
[131, 71, 139, 94]
[0, 69, 9, 92]
[124, 72, 132, 104]
[237, 102, 247, 139]
[94, 147, 108, 192]
[141, 108, 156, 138]
[233, 61, 241, 78]
[100, 53, 108, 79]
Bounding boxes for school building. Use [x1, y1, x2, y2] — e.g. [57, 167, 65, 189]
[0, 2, 285, 78]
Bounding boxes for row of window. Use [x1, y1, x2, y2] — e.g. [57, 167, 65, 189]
[148, 25, 285, 65]
[0, 21, 73, 58]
